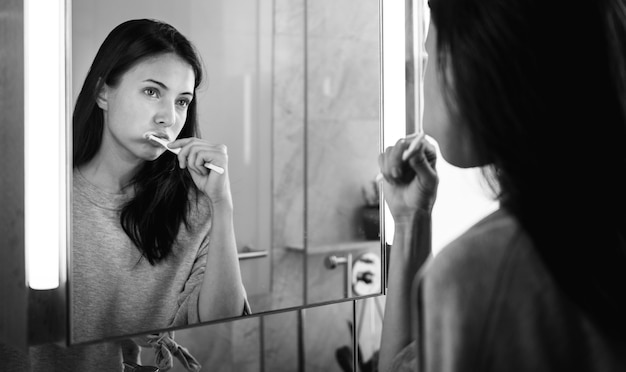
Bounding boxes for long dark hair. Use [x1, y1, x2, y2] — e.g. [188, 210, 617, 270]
[430, 0, 626, 337]
[73, 19, 205, 265]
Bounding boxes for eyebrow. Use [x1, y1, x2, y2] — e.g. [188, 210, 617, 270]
[143, 79, 193, 96]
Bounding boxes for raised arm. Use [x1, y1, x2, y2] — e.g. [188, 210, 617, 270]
[170, 137, 246, 321]
[197, 198, 246, 322]
[377, 135, 438, 371]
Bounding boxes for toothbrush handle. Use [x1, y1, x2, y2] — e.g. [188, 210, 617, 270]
[164, 143, 224, 174]
[204, 163, 225, 174]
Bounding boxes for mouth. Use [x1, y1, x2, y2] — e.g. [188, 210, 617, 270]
[144, 132, 170, 142]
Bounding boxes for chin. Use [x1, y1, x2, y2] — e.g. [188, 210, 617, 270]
[141, 149, 163, 162]
[440, 150, 482, 169]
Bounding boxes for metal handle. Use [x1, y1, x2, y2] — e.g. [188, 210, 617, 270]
[352, 252, 382, 296]
[324, 254, 353, 298]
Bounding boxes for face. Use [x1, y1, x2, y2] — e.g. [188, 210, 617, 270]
[96, 53, 195, 164]
[422, 23, 479, 168]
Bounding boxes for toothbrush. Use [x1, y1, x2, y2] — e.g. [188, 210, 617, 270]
[376, 131, 425, 182]
[401, 131, 425, 161]
[147, 134, 225, 175]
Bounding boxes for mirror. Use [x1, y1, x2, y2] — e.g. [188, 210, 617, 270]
[303, 1, 383, 305]
[69, 0, 383, 345]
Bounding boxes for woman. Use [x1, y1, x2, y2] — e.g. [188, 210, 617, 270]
[378, 0, 626, 371]
[30, 18, 248, 371]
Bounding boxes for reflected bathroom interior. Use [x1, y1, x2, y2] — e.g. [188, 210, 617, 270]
[69, 0, 384, 344]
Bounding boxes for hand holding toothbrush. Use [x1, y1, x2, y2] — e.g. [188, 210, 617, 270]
[377, 132, 439, 221]
[148, 134, 233, 207]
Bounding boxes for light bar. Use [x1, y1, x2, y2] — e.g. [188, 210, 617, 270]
[24, 0, 66, 290]
[382, 0, 406, 245]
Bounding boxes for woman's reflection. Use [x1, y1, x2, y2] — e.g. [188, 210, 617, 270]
[44, 17, 248, 367]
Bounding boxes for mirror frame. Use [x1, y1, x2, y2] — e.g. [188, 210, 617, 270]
[33, 0, 391, 347]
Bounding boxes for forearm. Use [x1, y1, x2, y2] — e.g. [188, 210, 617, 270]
[378, 209, 432, 371]
[197, 202, 245, 322]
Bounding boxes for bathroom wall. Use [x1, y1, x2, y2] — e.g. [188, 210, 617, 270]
[139, 316, 262, 372]
[306, 0, 381, 249]
[306, 0, 382, 305]
[0, 0, 27, 351]
[270, 0, 383, 308]
[274, 0, 381, 250]
[270, 0, 307, 312]
[138, 298, 380, 372]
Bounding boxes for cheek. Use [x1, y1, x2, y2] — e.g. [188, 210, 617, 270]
[173, 114, 188, 136]
[422, 70, 448, 141]
[107, 99, 136, 131]
[422, 86, 477, 167]
[438, 122, 482, 168]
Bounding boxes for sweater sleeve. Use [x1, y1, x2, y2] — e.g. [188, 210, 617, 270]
[168, 235, 210, 327]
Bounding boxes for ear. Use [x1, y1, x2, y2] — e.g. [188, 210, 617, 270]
[95, 79, 108, 110]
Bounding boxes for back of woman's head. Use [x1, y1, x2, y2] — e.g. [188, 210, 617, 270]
[430, 0, 626, 337]
[73, 18, 204, 166]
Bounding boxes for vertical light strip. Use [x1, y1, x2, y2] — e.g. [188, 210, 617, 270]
[382, 0, 406, 245]
[24, 0, 66, 290]
[413, 0, 429, 133]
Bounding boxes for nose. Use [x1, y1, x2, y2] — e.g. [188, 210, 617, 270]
[154, 100, 176, 127]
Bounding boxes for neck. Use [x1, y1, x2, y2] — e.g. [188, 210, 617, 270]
[79, 148, 143, 193]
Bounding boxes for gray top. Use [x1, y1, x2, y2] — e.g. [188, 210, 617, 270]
[388, 209, 626, 371]
[29, 169, 213, 371]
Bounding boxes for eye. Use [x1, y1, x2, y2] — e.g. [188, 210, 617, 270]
[143, 87, 159, 98]
[176, 98, 191, 108]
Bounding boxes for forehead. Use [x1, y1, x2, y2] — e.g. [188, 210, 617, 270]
[122, 53, 195, 92]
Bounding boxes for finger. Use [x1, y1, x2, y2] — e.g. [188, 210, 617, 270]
[408, 138, 437, 177]
[178, 151, 187, 170]
[401, 132, 426, 161]
[388, 137, 409, 180]
[379, 145, 396, 183]
[208, 144, 228, 175]
[185, 144, 201, 174]
[189, 143, 228, 176]
[423, 139, 437, 169]
[194, 154, 210, 176]
[171, 138, 197, 169]
[168, 137, 195, 149]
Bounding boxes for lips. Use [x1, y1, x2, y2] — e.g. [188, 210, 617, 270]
[145, 132, 170, 141]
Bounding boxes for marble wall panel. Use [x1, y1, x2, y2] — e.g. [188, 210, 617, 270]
[271, 0, 306, 310]
[306, 0, 381, 249]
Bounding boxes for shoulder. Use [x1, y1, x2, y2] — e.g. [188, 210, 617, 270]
[416, 208, 538, 369]
[423, 208, 529, 294]
[417, 210, 626, 371]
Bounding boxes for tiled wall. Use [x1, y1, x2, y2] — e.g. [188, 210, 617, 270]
[140, 296, 385, 372]
[272, 0, 381, 250]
